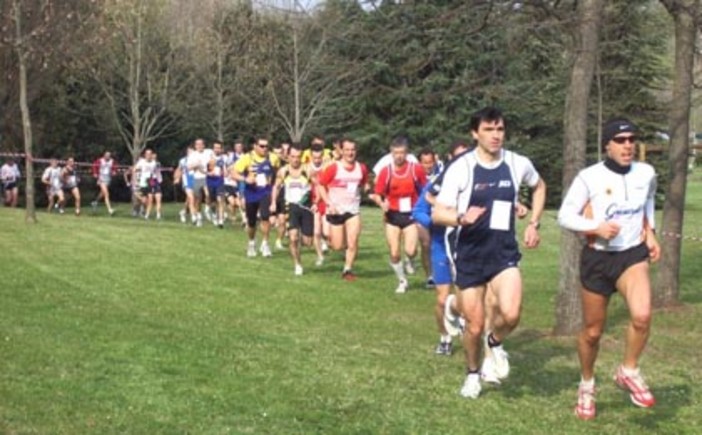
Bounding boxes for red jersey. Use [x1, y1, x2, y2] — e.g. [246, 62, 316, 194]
[374, 161, 427, 212]
[318, 160, 369, 215]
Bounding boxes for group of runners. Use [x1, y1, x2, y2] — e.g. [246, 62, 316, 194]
[1, 107, 661, 420]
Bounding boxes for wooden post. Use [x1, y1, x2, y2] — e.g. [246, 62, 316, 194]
[639, 142, 646, 161]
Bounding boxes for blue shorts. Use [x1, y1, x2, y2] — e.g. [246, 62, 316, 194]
[207, 179, 224, 197]
[183, 174, 194, 190]
[432, 255, 453, 285]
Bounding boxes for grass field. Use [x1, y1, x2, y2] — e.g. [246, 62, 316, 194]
[2, 177, 702, 434]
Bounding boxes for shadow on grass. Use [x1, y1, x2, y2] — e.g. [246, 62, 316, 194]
[603, 384, 691, 430]
[496, 329, 576, 399]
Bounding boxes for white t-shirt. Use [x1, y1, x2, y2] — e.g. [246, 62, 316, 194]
[188, 149, 214, 180]
[372, 152, 418, 176]
[42, 166, 63, 190]
[1, 163, 20, 184]
[558, 161, 656, 251]
[135, 159, 157, 187]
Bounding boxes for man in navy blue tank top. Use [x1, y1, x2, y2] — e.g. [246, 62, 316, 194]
[433, 107, 547, 399]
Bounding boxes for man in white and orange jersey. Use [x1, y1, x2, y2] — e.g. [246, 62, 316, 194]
[317, 137, 370, 281]
[91, 151, 116, 215]
[558, 118, 660, 420]
[370, 136, 427, 294]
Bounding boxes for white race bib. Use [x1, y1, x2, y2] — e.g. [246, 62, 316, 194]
[255, 173, 268, 187]
[346, 182, 358, 193]
[399, 197, 412, 213]
[489, 200, 512, 231]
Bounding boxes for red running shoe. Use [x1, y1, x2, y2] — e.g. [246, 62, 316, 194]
[574, 382, 596, 420]
[614, 365, 656, 408]
[342, 270, 357, 282]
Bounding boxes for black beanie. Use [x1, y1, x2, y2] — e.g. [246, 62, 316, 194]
[602, 119, 638, 146]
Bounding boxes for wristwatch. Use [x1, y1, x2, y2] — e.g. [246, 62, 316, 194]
[529, 220, 541, 230]
[456, 213, 465, 226]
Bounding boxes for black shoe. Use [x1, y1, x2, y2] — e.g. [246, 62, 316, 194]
[434, 341, 453, 356]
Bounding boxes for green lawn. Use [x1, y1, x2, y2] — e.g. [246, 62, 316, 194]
[1, 179, 702, 434]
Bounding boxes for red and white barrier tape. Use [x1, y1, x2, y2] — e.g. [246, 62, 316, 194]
[660, 231, 702, 243]
[0, 152, 174, 172]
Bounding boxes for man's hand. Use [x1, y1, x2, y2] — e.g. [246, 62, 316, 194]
[646, 232, 661, 262]
[524, 224, 540, 249]
[458, 206, 486, 226]
[595, 221, 621, 240]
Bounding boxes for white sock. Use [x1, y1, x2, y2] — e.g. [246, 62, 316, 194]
[390, 261, 406, 281]
[621, 366, 639, 376]
[441, 334, 451, 343]
[580, 377, 595, 387]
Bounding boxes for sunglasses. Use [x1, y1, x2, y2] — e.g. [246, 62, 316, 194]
[257, 144, 268, 149]
[611, 135, 637, 144]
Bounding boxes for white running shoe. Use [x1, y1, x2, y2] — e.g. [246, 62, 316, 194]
[315, 256, 324, 267]
[484, 333, 510, 380]
[395, 279, 408, 294]
[404, 259, 416, 275]
[460, 373, 482, 399]
[294, 264, 303, 276]
[260, 243, 272, 258]
[443, 294, 463, 337]
[275, 239, 284, 250]
[246, 242, 257, 257]
[480, 355, 501, 385]
[156, 213, 161, 220]
[179, 210, 186, 223]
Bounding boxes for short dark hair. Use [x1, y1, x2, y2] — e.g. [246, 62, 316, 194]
[418, 148, 434, 159]
[311, 143, 324, 152]
[390, 135, 410, 149]
[289, 143, 303, 153]
[340, 137, 356, 149]
[449, 139, 471, 156]
[470, 107, 504, 132]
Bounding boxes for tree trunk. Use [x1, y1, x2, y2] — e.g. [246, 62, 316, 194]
[655, 0, 698, 307]
[554, 0, 604, 336]
[13, 0, 37, 223]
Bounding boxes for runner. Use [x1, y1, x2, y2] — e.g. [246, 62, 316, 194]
[317, 137, 370, 281]
[133, 149, 158, 220]
[558, 119, 660, 420]
[308, 145, 332, 266]
[370, 136, 427, 293]
[151, 152, 164, 220]
[433, 107, 546, 399]
[417, 148, 439, 288]
[61, 157, 81, 215]
[187, 138, 214, 226]
[174, 146, 194, 224]
[271, 142, 288, 249]
[1, 158, 21, 207]
[207, 141, 227, 227]
[271, 145, 314, 275]
[41, 158, 65, 213]
[91, 151, 116, 215]
[412, 141, 470, 355]
[233, 135, 281, 257]
[222, 146, 243, 226]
